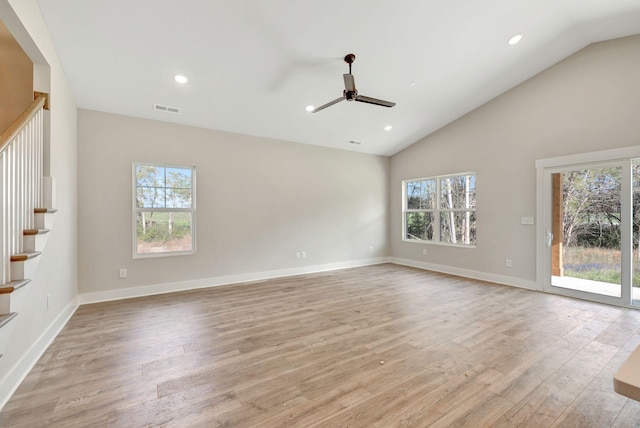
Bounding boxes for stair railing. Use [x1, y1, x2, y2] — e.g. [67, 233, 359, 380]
[0, 97, 45, 284]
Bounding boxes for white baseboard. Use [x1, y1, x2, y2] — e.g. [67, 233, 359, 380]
[79, 257, 390, 305]
[389, 257, 540, 291]
[0, 298, 78, 411]
[79, 257, 540, 306]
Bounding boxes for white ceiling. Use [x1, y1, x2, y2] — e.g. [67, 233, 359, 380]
[36, 0, 640, 156]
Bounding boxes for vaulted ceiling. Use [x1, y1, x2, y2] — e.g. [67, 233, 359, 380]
[37, 0, 640, 155]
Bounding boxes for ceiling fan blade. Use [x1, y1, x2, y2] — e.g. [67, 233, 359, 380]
[343, 74, 356, 92]
[354, 95, 396, 108]
[311, 97, 344, 113]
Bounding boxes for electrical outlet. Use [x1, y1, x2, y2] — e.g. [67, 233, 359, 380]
[119, 268, 127, 278]
[369, 246, 374, 253]
[296, 252, 301, 260]
[47, 294, 51, 309]
[506, 259, 512, 268]
[422, 249, 427, 256]
[301, 251, 306, 259]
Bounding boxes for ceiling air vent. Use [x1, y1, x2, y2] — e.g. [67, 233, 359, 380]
[153, 103, 181, 114]
[348, 140, 362, 145]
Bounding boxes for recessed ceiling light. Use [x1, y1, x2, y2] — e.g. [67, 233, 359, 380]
[174, 74, 189, 84]
[384, 125, 393, 131]
[508, 34, 523, 45]
[305, 105, 315, 112]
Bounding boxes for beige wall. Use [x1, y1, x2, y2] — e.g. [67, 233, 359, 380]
[0, 0, 77, 402]
[0, 18, 32, 132]
[77, 110, 389, 294]
[390, 34, 640, 284]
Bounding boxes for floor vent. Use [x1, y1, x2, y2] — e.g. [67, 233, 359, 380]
[153, 103, 181, 114]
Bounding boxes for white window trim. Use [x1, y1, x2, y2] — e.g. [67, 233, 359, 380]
[402, 171, 476, 248]
[132, 162, 196, 258]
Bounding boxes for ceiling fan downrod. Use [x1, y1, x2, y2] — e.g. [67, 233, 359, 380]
[345, 53, 355, 75]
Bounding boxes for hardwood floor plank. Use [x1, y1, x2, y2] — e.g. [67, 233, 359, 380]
[294, 369, 449, 427]
[612, 399, 640, 427]
[429, 389, 514, 428]
[106, 390, 242, 427]
[492, 383, 572, 427]
[371, 368, 490, 427]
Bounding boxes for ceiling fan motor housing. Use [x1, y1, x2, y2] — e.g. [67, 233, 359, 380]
[344, 89, 358, 101]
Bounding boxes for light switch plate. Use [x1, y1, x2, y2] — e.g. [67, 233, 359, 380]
[521, 216, 534, 225]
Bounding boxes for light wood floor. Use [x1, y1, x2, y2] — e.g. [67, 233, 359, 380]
[3, 264, 640, 427]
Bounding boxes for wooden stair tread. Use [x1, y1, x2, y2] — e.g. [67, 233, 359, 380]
[0, 312, 18, 329]
[10, 252, 42, 262]
[0, 279, 31, 295]
[34, 208, 57, 214]
[23, 228, 50, 236]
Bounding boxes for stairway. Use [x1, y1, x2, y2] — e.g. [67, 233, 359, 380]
[0, 208, 56, 358]
[0, 95, 49, 360]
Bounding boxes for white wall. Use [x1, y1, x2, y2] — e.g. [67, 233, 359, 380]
[0, 0, 77, 405]
[390, 34, 640, 287]
[77, 110, 389, 299]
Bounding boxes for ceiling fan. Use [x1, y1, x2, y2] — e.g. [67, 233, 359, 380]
[310, 54, 396, 113]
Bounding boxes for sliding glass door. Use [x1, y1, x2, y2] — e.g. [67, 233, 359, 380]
[538, 152, 637, 307]
[548, 165, 623, 299]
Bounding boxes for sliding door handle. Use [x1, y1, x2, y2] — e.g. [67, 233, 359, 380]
[546, 231, 553, 248]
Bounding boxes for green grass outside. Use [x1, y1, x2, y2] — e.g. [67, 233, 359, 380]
[563, 245, 640, 286]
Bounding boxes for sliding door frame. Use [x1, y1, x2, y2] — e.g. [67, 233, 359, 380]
[536, 145, 640, 308]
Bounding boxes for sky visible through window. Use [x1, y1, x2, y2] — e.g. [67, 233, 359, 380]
[136, 165, 192, 209]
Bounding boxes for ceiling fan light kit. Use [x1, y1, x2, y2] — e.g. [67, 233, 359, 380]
[311, 53, 396, 113]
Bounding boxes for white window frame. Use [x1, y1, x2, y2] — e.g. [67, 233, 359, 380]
[402, 172, 476, 247]
[133, 162, 196, 258]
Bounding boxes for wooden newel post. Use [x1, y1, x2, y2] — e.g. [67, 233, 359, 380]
[552, 173, 564, 277]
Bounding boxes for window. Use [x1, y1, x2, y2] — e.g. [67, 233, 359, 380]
[133, 163, 195, 257]
[403, 172, 476, 246]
